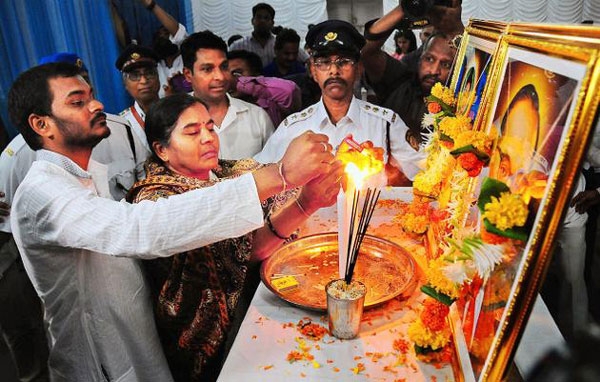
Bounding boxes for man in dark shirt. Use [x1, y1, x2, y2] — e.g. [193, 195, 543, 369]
[361, 2, 463, 148]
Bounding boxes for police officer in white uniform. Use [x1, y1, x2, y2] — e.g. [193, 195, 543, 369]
[117, 44, 161, 153]
[254, 20, 424, 184]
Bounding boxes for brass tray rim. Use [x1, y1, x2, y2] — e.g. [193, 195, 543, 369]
[260, 232, 417, 312]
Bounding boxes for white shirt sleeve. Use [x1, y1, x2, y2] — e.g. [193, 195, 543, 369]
[12, 165, 264, 258]
[170, 23, 188, 46]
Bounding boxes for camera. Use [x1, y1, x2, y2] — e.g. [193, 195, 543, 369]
[401, 0, 453, 18]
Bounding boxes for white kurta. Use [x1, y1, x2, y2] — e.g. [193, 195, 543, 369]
[10, 150, 264, 382]
[254, 96, 425, 179]
[216, 94, 274, 160]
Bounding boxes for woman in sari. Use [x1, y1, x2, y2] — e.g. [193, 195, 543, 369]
[127, 93, 342, 381]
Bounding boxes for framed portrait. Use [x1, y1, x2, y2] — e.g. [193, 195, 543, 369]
[451, 32, 600, 382]
[450, 23, 504, 132]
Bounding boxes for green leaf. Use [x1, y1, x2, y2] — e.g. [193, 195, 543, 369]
[415, 344, 442, 355]
[477, 177, 510, 213]
[438, 132, 454, 143]
[421, 285, 455, 306]
[450, 144, 490, 163]
[483, 218, 529, 242]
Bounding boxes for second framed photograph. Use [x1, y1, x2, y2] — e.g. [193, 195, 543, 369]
[453, 32, 600, 381]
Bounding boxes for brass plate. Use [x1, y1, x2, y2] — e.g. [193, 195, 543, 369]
[261, 233, 417, 312]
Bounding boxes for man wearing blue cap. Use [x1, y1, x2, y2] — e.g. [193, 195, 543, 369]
[255, 20, 424, 185]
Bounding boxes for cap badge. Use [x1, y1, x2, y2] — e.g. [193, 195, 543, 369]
[131, 52, 140, 60]
[75, 58, 83, 69]
[324, 32, 337, 42]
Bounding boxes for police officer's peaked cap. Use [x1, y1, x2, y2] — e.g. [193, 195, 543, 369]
[115, 44, 159, 72]
[305, 20, 366, 56]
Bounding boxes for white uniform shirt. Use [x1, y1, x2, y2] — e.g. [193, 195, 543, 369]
[119, 101, 151, 152]
[254, 97, 425, 179]
[157, 23, 187, 98]
[217, 94, 274, 160]
[10, 149, 264, 382]
[0, 114, 149, 206]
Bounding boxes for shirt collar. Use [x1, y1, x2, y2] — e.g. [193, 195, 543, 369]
[314, 96, 361, 128]
[36, 149, 91, 179]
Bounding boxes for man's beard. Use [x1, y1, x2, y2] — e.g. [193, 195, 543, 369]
[56, 112, 111, 148]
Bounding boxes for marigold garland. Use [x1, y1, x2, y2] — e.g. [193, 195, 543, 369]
[407, 318, 451, 350]
[438, 114, 472, 142]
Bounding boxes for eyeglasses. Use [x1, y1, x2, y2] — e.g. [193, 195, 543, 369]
[124, 68, 158, 82]
[312, 58, 356, 71]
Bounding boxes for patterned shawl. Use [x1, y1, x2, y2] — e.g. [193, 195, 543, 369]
[127, 158, 264, 381]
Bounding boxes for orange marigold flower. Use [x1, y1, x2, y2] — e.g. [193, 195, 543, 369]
[428, 102, 442, 114]
[420, 299, 450, 332]
[458, 152, 484, 177]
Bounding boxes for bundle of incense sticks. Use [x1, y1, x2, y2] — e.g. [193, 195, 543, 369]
[343, 186, 381, 284]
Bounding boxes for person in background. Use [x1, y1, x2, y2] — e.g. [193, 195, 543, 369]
[361, 2, 462, 147]
[138, 0, 190, 97]
[128, 93, 343, 381]
[228, 49, 301, 127]
[391, 29, 417, 61]
[8, 61, 334, 381]
[181, 31, 274, 159]
[229, 3, 308, 67]
[116, 44, 161, 153]
[255, 20, 424, 185]
[227, 34, 243, 47]
[262, 28, 306, 78]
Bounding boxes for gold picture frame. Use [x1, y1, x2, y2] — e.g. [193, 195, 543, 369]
[451, 28, 600, 382]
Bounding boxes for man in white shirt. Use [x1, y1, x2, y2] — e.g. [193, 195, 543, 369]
[7, 61, 333, 381]
[255, 20, 424, 183]
[229, 3, 309, 68]
[181, 31, 275, 160]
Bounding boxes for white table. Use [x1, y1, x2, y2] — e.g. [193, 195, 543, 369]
[218, 189, 565, 381]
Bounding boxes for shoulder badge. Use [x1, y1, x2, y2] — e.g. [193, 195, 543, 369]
[282, 106, 315, 127]
[361, 102, 396, 123]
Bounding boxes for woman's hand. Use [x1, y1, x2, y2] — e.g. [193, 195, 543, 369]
[297, 160, 345, 214]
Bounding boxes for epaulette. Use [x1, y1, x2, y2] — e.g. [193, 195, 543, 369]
[118, 109, 129, 118]
[361, 102, 397, 123]
[281, 106, 316, 127]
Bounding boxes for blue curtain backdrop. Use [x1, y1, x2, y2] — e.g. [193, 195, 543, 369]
[0, 0, 187, 139]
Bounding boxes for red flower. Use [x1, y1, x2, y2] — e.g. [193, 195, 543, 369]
[457, 152, 484, 177]
[428, 102, 442, 114]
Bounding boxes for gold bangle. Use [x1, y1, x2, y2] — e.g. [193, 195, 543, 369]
[294, 198, 310, 218]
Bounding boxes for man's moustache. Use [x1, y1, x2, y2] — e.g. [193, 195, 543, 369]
[91, 112, 107, 126]
[422, 74, 440, 82]
[324, 78, 347, 87]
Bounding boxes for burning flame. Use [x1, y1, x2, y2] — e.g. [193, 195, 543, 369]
[336, 135, 385, 190]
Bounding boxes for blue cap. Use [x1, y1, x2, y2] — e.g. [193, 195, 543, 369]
[39, 52, 88, 72]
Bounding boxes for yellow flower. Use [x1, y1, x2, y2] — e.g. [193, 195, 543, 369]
[430, 83, 456, 106]
[438, 114, 472, 141]
[414, 170, 442, 197]
[454, 130, 492, 154]
[408, 319, 451, 350]
[483, 192, 528, 231]
[425, 257, 461, 299]
[401, 212, 429, 234]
